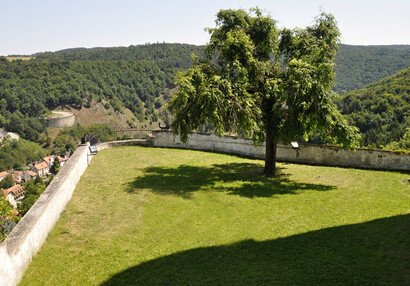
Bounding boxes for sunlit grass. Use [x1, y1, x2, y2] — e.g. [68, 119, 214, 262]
[20, 147, 410, 285]
[5, 57, 33, 61]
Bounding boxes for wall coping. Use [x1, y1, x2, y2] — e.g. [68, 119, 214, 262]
[151, 130, 409, 155]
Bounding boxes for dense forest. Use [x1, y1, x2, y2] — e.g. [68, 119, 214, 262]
[1, 43, 409, 150]
[34, 43, 205, 69]
[33, 43, 410, 94]
[0, 138, 46, 171]
[0, 44, 206, 142]
[333, 45, 410, 93]
[334, 66, 409, 149]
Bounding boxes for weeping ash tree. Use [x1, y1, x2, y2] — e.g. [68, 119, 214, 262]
[169, 8, 359, 175]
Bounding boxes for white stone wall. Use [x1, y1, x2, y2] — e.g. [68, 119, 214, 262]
[152, 131, 409, 171]
[0, 144, 90, 286]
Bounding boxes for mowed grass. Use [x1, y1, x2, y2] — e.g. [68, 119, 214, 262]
[20, 147, 409, 285]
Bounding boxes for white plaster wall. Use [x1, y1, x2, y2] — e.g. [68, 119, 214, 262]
[152, 131, 409, 171]
[0, 144, 90, 286]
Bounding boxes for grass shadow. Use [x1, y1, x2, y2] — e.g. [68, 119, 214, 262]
[100, 214, 410, 285]
[126, 163, 335, 198]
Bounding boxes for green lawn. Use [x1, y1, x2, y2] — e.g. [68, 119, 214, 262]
[20, 147, 409, 285]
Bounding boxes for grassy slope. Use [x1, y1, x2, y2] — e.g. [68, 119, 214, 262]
[5, 57, 33, 61]
[20, 147, 409, 285]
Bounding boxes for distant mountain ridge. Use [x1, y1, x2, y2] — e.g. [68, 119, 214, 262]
[1, 43, 409, 150]
[334, 44, 410, 93]
[34, 43, 205, 70]
[33, 43, 410, 94]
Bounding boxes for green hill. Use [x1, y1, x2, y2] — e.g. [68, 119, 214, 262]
[334, 66, 409, 149]
[1, 43, 409, 149]
[334, 45, 410, 93]
[35, 43, 410, 94]
[0, 44, 205, 142]
[0, 58, 168, 140]
[34, 43, 204, 69]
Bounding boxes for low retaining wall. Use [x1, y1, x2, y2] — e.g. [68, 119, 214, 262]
[151, 131, 409, 172]
[0, 144, 91, 286]
[96, 139, 151, 151]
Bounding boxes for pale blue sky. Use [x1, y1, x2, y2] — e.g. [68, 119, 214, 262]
[1, 0, 409, 56]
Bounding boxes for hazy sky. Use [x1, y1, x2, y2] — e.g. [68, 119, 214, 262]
[1, 0, 409, 56]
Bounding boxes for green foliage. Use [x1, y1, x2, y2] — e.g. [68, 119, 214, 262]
[0, 138, 45, 171]
[334, 45, 410, 93]
[0, 195, 11, 216]
[334, 66, 410, 148]
[34, 43, 204, 69]
[0, 44, 204, 142]
[18, 179, 46, 216]
[169, 9, 359, 174]
[384, 128, 410, 151]
[0, 174, 14, 189]
[0, 195, 13, 241]
[52, 124, 118, 153]
[50, 160, 61, 175]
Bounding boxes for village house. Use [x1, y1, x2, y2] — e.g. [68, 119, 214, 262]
[0, 171, 8, 181]
[2, 184, 25, 208]
[57, 156, 69, 166]
[13, 171, 24, 184]
[43, 155, 55, 167]
[43, 155, 69, 168]
[32, 162, 49, 177]
[23, 170, 38, 182]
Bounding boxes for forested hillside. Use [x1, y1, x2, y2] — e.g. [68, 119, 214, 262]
[1, 43, 409, 150]
[0, 58, 169, 140]
[36, 43, 410, 94]
[334, 45, 410, 93]
[334, 66, 409, 149]
[34, 43, 204, 69]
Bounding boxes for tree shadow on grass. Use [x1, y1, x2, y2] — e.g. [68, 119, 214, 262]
[126, 163, 335, 198]
[100, 214, 410, 285]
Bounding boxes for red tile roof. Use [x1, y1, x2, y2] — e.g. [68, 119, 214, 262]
[26, 171, 37, 177]
[34, 162, 49, 170]
[13, 174, 20, 182]
[0, 171, 9, 178]
[43, 155, 54, 164]
[58, 156, 68, 162]
[3, 184, 24, 196]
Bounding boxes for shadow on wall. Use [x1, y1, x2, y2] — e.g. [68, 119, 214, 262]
[126, 163, 335, 199]
[100, 214, 410, 285]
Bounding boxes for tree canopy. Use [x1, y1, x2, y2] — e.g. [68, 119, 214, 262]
[169, 8, 359, 175]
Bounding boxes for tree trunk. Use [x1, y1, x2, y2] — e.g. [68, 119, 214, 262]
[264, 128, 277, 176]
[264, 97, 277, 176]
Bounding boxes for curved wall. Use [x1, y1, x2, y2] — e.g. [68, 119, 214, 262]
[151, 131, 409, 172]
